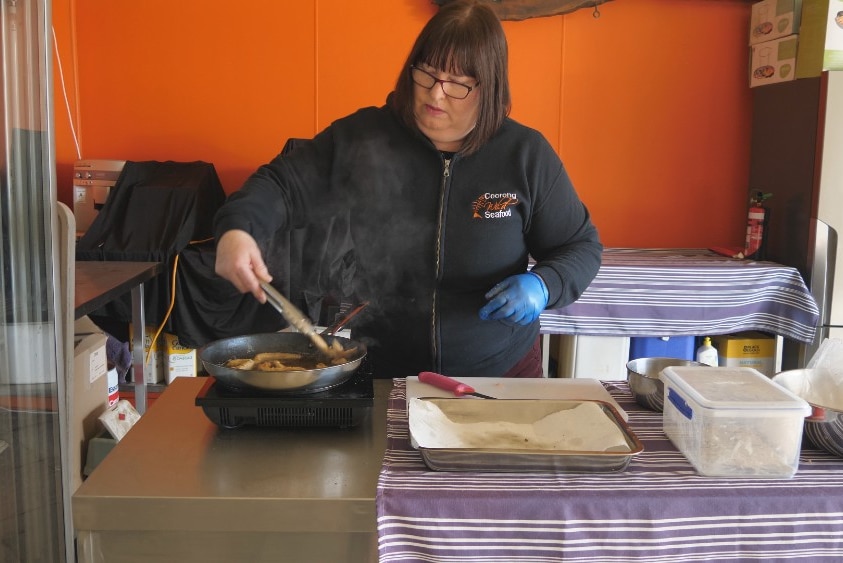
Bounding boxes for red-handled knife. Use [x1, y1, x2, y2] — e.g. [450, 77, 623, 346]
[417, 371, 497, 399]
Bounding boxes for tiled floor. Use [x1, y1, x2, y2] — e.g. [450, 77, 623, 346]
[0, 408, 65, 562]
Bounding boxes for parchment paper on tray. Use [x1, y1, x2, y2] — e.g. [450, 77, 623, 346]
[408, 398, 643, 473]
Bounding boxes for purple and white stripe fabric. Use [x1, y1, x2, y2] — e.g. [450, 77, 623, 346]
[377, 379, 843, 562]
[538, 248, 819, 343]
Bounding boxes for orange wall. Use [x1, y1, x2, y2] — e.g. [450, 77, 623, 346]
[51, 0, 752, 248]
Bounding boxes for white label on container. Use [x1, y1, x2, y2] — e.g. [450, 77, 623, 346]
[89, 346, 107, 383]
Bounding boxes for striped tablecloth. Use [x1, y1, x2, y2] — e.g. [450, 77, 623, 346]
[538, 248, 820, 343]
[377, 379, 843, 562]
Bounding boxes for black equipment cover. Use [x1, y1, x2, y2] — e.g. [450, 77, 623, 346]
[76, 151, 354, 349]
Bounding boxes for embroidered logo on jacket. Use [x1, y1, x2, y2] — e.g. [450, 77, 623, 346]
[472, 192, 519, 219]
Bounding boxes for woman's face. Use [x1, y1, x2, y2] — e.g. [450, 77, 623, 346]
[412, 64, 480, 152]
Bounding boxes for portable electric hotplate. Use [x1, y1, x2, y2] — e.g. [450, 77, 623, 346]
[195, 362, 374, 429]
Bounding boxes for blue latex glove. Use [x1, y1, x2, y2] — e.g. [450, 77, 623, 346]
[478, 272, 549, 326]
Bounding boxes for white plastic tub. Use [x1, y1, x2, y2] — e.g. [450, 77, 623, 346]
[662, 366, 810, 478]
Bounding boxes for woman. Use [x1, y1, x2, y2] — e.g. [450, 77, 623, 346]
[214, 0, 602, 379]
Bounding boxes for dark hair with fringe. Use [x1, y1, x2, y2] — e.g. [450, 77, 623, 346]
[390, 0, 511, 156]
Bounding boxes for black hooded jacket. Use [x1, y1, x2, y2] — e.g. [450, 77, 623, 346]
[214, 101, 602, 378]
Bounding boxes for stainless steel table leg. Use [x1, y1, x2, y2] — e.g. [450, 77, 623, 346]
[541, 333, 552, 377]
[131, 282, 147, 414]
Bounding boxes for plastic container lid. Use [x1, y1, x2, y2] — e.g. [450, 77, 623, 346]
[661, 366, 811, 413]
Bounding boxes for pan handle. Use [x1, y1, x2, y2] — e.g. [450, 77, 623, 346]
[320, 302, 369, 336]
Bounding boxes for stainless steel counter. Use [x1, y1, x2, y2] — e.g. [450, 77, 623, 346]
[72, 377, 389, 563]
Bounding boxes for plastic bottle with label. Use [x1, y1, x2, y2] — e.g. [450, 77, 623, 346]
[696, 337, 719, 367]
[107, 362, 119, 408]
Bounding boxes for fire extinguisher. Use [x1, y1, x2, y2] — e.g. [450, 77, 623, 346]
[744, 191, 772, 260]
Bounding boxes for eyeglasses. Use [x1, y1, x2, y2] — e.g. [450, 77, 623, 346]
[410, 66, 476, 100]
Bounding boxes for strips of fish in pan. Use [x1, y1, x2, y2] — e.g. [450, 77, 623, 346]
[254, 351, 304, 362]
[225, 358, 256, 370]
[253, 360, 330, 371]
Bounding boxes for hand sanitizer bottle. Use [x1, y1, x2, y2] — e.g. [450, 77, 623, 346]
[696, 336, 718, 367]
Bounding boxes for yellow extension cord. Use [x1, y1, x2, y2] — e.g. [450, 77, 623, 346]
[143, 237, 214, 367]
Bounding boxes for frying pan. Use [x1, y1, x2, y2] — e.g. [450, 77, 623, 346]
[199, 332, 367, 394]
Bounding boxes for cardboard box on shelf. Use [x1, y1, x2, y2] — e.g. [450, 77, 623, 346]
[795, 0, 843, 77]
[128, 324, 165, 384]
[163, 332, 197, 383]
[749, 34, 799, 87]
[750, 0, 803, 45]
[72, 316, 109, 492]
[710, 331, 777, 377]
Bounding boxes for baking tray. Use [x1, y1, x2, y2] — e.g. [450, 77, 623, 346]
[409, 398, 643, 473]
[405, 375, 628, 420]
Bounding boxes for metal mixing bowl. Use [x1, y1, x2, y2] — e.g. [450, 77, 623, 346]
[626, 357, 707, 412]
[772, 368, 843, 457]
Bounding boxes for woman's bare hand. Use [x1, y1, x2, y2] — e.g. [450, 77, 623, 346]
[215, 229, 272, 301]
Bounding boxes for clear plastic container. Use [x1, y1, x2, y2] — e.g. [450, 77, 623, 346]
[661, 366, 810, 478]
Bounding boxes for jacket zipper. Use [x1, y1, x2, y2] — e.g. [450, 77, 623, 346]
[431, 157, 451, 370]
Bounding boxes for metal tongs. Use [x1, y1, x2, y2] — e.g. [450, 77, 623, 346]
[259, 281, 337, 357]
